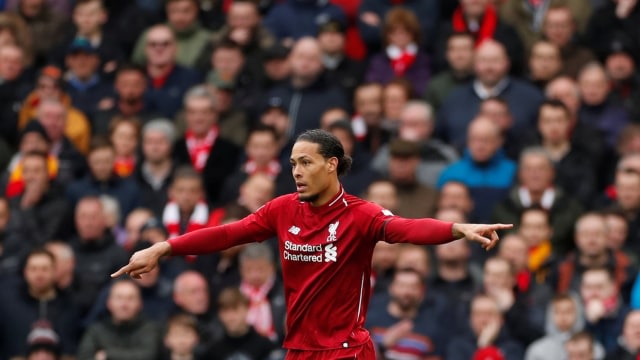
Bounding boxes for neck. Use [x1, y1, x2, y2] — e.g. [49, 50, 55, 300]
[388, 302, 418, 319]
[146, 158, 172, 175]
[118, 98, 144, 116]
[171, 354, 194, 360]
[148, 63, 172, 78]
[78, 30, 101, 41]
[543, 140, 570, 161]
[29, 287, 56, 301]
[311, 180, 341, 207]
[438, 262, 468, 282]
[227, 324, 250, 337]
[579, 252, 609, 267]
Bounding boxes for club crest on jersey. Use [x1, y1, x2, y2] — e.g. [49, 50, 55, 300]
[288, 226, 301, 235]
[327, 221, 339, 242]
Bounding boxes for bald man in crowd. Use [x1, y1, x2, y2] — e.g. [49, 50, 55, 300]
[268, 37, 348, 136]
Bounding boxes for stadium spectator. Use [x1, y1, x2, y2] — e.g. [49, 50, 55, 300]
[66, 137, 140, 217]
[382, 78, 413, 125]
[0, 44, 31, 146]
[493, 147, 583, 254]
[161, 313, 203, 360]
[477, 97, 523, 161]
[262, 0, 345, 44]
[12, 0, 66, 66]
[605, 310, 640, 359]
[424, 32, 475, 111]
[350, 82, 390, 155]
[77, 279, 162, 360]
[438, 117, 517, 223]
[373, 101, 458, 187]
[365, 7, 431, 96]
[108, 117, 140, 178]
[605, 37, 640, 121]
[585, 0, 640, 64]
[437, 40, 543, 149]
[527, 40, 564, 90]
[366, 268, 451, 359]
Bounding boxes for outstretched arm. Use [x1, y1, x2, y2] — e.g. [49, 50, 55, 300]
[111, 214, 275, 279]
[383, 217, 512, 250]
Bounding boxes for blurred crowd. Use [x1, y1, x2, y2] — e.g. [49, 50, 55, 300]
[1, 0, 640, 359]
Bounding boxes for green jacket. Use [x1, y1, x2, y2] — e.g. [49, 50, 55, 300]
[132, 22, 211, 68]
[492, 186, 583, 255]
[77, 316, 162, 360]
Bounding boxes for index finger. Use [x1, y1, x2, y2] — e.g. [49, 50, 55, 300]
[111, 264, 133, 278]
[486, 223, 514, 231]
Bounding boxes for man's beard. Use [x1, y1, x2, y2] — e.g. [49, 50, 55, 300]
[299, 193, 319, 203]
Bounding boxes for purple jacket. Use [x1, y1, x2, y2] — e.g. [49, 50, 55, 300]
[365, 51, 431, 96]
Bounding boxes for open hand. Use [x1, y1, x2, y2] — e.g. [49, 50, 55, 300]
[452, 223, 513, 251]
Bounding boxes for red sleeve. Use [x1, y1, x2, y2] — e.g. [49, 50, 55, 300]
[168, 202, 277, 256]
[383, 217, 455, 245]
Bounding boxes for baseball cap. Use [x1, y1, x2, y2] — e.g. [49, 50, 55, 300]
[263, 43, 291, 61]
[139, 217, 168, 237]
[389, 139, 421, 158]
[262, 95, 288, 113]
[26, 320, 61, 357]
[21, 120, 51, 144]
[67, 37, 98, 55]
[318, 19, 345, 34]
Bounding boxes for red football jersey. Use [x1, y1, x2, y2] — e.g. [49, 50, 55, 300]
[168, 188, 455, 351]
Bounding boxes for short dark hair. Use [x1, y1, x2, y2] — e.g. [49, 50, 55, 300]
[539, 98, 571, 119]
[566, 330, 594, 347]
[115, 63, 146, 79]
[89, 135, 113, 153]
[218, 287, 249, 310]
[296, 129, 352, 176]
[172, 165, 203, 187]
[248, 124, 280, 144]
[21, 248, 56, 275]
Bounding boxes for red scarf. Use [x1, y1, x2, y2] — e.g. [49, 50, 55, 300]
[243, 159, 281, 179]
[516, 270, 531, 293]
[113, 156, 135, 178]
[162, 200, 209, 238]
[240, 276, 277, 341]
[386, 43, 418, 77]
[452, 5, 498, 47]
[185, 127, 218, 172]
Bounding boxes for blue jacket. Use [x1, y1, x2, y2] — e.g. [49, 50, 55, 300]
[145, 65, 202, 118]
[268, 74, 348, 137]
[437, 78, 543, 150]
[438, 149, 516, 222]
[263, 0, 346, 41]
[66, 174, 141, 219]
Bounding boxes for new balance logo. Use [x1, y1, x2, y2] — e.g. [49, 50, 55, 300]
[327, 221, 339, 242]
[324, 244, 337, 262]
[288, 226, 301, 235]
[382, 209, 394, 216]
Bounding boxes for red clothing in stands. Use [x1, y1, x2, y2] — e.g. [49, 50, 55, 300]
[167, 188, 454, 354]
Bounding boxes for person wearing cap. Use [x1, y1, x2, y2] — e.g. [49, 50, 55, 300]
[261, 43, 291, 90]
[49, 0, 124, 74]
[386, 138, 439, 219]
[317, 18, 364, 102]
[63, 37, 114, 121]
[259, 95, 294, 156]
[606, 36, 640, 121]
[18, 66, 92, 154]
